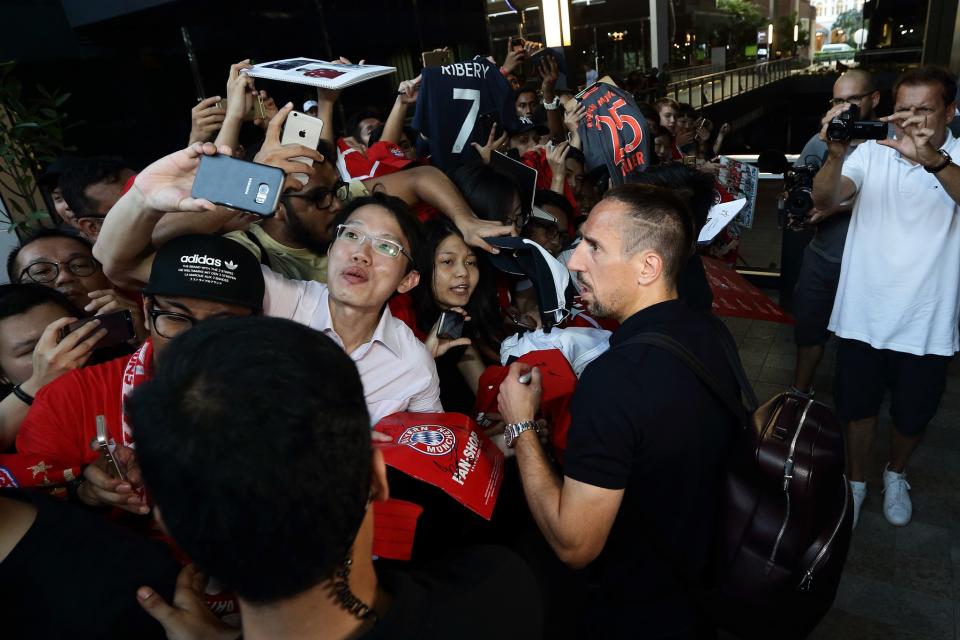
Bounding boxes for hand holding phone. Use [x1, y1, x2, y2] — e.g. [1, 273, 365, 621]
[437, 310, 466, 340]
[280, 111, 325, 185]
[58, 310, 137, 351]
[191, 154, 284, 217]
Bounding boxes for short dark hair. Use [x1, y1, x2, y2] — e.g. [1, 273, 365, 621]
[347, 108, 383, 141]
[625, 162, 716, 230]
[332, 192, 424, 274]
[6, 229, 93, 283]
[59, 156, 131, 219]
[129, 317, 371, 604]
[0, 283, 81, 323]
[676, 102, 697, 119]
[450, 163, 527, 225]
[892, 65, 958, 108]
[602, 184, 694, 286]
[534, 189, 574, 226]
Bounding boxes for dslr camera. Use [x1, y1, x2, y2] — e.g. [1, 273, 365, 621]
[784, 163, 820, 230]
[826, 103, 886, 142]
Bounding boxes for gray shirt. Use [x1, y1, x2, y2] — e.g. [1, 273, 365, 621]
[794, 134, 853, 263]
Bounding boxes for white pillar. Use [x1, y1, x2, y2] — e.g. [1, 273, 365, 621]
[649, 0, 669, 69]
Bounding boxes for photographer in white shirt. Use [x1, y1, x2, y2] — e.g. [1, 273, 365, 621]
[812, 66, 960, 528]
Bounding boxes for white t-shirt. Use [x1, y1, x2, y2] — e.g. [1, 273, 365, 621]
[829, 133, 960, 356]
[260, 267, 443, 423]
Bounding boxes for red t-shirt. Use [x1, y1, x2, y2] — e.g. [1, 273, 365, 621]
[337, 138, 412, 181]
[16, 353, 136, 465]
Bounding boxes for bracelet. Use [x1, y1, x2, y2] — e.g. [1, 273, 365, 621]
[12, 384, 33, 406]
[543, 95, 561, 110]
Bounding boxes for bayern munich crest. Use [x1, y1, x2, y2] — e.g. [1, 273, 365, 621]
[398, 424, 457, 456]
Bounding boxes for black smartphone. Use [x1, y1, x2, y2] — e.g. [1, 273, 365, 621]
[59, 310, 137, 351]
[191, 154, 284, 217]
[510, 36, 525, 53]
[436, 311, 465, 340]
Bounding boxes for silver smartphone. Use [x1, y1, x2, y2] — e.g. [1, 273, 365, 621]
[280, 111, 325, 185]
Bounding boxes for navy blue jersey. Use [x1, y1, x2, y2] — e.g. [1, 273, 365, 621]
[412, 57, 509, 171]
[577, 83, 650, 185]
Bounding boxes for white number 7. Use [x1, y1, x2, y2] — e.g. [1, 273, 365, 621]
[452, 88, 481, 153]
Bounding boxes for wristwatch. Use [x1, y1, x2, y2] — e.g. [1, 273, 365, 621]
[542, 95, 561, 111]
[924, 149, 952, 174]
[504, 420, 540, 448]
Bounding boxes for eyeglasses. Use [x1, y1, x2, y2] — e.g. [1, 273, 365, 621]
[146, 305, 197, 339]
[283, 181, 350, 210]
[504, 208, 531, 230]
[526, 218, 564, 241]
[335, 224, 411, 260]
[19, 256, 100, 284]
[828, 92, 873, 106]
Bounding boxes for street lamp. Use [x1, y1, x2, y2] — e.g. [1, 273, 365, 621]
[542, 0, 572, 47]
[768, 23, 774, 48]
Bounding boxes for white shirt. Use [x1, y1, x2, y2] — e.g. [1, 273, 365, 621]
[829, 132, 960, 356]
[260, 267, 443, 423]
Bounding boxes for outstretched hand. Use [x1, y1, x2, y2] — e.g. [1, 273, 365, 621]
[878, 108, 944, 166]
[470, 123, 508, 164]
[254, 102, 324, 183]
[131, 142, 232, 214]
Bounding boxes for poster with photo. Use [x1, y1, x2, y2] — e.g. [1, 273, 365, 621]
[244, 57, 395, 90]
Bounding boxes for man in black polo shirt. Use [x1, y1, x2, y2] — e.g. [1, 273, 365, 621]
[498, 184, 740, 639]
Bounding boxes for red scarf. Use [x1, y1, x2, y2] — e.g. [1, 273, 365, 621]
[120, 340, 153, 447]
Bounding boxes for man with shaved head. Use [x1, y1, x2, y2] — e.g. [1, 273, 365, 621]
[790, 69, 881, 399]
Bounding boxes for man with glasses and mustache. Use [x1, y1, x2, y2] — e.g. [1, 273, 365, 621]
[94, 141, 445, 424]
[6, 230, 144, 336]
[15, 234, 263, 513]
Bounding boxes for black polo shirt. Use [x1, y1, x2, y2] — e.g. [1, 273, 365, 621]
[563, 298, 739, 639]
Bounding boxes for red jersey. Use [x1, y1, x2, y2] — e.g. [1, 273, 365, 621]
[337, 138, 411, 181]
[520, 148, 582, 224]
[16, 353, 137, 465]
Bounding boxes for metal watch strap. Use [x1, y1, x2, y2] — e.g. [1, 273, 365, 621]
[543, 95, 560, 110]
[506, 420, 538, 448]
[925, 149, 951, 174]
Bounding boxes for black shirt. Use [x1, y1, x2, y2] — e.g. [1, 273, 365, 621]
[563, 299, 739, 639]
[365, 545, 542, 639]
[0, 488, 180, 639]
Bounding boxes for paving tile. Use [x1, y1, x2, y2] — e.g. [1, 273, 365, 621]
[808, 607, 943, 640]
[763, 351, 796, 370]
[757, 364, 794, 386]
[739, 336, 773, 353]
[830, 573, 955, 640]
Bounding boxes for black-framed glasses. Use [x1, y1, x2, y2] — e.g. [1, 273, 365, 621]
[829, 92, 873, 107]
[146, 305, 197, 339]
[19, 256, 100, 284]
[526, 218, 565, 242]
[283, 181, 350, 210]
[335, 224, 411, 260]
[504, 209, 531, 230]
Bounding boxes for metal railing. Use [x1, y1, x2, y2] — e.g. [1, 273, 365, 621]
[634, 57, 804, 108]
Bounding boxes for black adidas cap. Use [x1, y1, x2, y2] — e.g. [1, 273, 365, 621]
[144, 235, 264, 311]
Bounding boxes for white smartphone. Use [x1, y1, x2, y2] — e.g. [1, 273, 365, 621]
[280, 111, 325, 185]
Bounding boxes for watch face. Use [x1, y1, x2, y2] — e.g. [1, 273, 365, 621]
[504, 426, 515, 448]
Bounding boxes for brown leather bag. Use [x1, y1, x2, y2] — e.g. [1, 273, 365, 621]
[625, 331, 852, 639]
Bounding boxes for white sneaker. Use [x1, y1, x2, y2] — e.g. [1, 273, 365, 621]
[850, 480, 867, 528]
[882, 465, 912, 526]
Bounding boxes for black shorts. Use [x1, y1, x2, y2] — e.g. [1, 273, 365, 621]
[793, 247, 841, 347]
[834, 338, 952, 436]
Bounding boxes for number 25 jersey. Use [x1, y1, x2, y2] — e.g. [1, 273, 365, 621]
[412, 57, 509, 171]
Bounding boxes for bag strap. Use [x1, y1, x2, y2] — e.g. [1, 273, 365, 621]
[616, 332, 751, 426]
[704, 314, 759, 410]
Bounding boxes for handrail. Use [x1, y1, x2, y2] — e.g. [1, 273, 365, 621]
[634, 57, 803, 109]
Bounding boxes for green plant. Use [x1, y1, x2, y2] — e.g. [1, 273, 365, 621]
[716, 0, 766, 62]
[0, 60, 76, 233]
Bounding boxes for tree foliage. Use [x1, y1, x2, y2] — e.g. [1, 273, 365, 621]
[832, 9, 863, 46]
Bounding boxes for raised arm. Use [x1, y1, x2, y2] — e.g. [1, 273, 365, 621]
[94, 143, 228, 288]
[365, 165, 514, 253]
[214, 60, 256, 151]
[381, 75, 420, 144]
